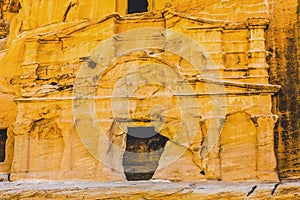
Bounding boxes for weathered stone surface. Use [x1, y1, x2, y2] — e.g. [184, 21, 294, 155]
[266, 0, 300, 180]
[0, 0, 20, 42]
[0, 180, 299, 199]
[0, 0, 297, 187]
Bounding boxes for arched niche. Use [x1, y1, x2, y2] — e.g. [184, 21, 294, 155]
[220, 112, 257, 181]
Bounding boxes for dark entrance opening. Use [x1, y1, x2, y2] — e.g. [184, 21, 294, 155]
[127, 0, 148, 14]
[123, 127, 168, 181]
[0, 129, 7, 162]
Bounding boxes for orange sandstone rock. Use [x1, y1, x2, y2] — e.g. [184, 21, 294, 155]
[0, 0, 296, 184]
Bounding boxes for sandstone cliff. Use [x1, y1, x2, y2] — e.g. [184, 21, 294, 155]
[0, 0, 298, 182]
[266, 0, 300, 180]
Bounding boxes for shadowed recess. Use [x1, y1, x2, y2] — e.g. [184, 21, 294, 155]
[0, 129, 7, 162]
[128, 0, 148, 14]
[123, 127, 168, 181]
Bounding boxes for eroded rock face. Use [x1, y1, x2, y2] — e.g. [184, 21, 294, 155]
[266, 0, 300, 180]
[0, 0, 20, 33]
[0, 0, 297, 182]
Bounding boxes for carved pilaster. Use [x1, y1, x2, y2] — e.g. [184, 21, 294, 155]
[246, 18, 269, 69]
[251, 114, 279, 181]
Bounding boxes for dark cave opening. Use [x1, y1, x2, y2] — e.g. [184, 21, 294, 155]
[123, 127, 168, 181]
[127, 0, 148, 14]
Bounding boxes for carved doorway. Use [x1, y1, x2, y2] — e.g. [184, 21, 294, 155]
[123, 127, 168, 181]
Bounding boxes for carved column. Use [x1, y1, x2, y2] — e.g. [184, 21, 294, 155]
[10, 109, 32, 180]
[246, 18, 270, 84]
[251, 115, 279, 181]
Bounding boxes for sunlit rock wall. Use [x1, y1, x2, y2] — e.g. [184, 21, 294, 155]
[0, 0, 19, 177]
[0, 0, 297, 182]
[266, 0, 300, 180]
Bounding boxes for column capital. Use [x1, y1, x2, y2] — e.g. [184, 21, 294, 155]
[246, 17, 269, 29]
[250, 114, 279, 127]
